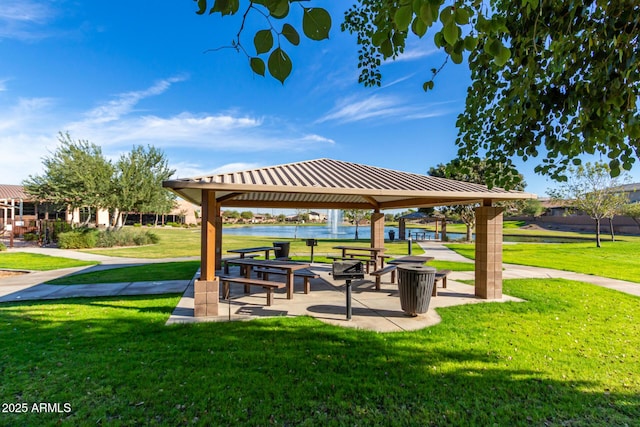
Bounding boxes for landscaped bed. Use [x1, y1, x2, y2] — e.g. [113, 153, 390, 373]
[0, 278, 638, 425]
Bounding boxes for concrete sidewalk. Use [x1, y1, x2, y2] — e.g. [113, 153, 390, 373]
[0, 246, 196, 302]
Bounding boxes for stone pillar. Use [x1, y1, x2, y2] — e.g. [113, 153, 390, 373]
[194, 189, 220, 317]
[474, 205, 503, 299]
[370, 212, 385, 269]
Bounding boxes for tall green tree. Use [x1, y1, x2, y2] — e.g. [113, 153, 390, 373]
[548, 162, 630, 247]
[194, 0, 640, 188]
[23, 132, 114, 225]
[429, 158, 525, 241]
[113, 145, 175, 227]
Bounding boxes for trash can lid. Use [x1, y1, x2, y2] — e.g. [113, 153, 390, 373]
[397, 265, 436, 273]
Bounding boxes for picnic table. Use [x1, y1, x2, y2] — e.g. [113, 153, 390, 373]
[227, 246, 280, 260]
[332, 245, 388, 271]
[228, 258, 311, 299]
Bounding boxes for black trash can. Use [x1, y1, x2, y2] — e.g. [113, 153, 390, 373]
[272, 241, 290, 259]
[388, 229, 395, 241]
[397, 265, 436, 316]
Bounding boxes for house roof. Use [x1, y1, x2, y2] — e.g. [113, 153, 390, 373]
[0, 184, 29, 201]
[163, 158, 536, 210]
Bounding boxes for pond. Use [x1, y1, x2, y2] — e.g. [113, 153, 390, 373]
[220, 225, 591, 244]
[221, 225, 464, 240]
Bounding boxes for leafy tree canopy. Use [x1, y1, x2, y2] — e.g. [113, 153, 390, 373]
[194, 0, 640, 189]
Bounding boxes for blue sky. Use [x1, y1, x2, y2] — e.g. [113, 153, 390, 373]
[1, 0, 638, 199]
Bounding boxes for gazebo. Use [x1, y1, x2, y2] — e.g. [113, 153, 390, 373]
[163, 158, 536, 317]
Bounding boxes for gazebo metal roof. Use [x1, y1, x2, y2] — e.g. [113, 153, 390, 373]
[163, 158, 536, 209]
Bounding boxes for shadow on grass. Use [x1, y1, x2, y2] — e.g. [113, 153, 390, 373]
[0, 284, 638, 426]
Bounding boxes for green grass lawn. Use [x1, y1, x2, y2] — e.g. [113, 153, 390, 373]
[0, 253, 97, 271]
[45, 261, 200, 285]
[0, 278, 638, 425]
[80, 229, 424, 259]
[447, 240, 640, 283]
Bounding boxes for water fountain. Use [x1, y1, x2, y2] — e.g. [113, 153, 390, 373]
[327, 209, 343, 235]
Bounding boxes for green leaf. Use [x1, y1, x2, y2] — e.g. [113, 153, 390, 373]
[422, 80, 434, 92]
[250, 57, 266, 76]
[254, 29, 274, 55]
[419, 4, 434, 26]
[394, 5, 413, 31]
[380, 39, 393, 58]
[210, 0, 238, 16]
[196, 0, 207, 15]
[269, 0, 289, 19]
[443, 22, 459, 45]
[372, 30, 388, 47]
[454, 7, 470, 25]
[439, 6, 454, 25]
[281, 23, 300, 46]
[268, 47, 292, 84]
[412, 17, 427, 37]
[494, 45, 511, 66]
[302, 8, 331, 41]
[463, 35, 478, 51]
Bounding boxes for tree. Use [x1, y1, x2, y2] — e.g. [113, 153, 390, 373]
[112, 145, 175, 228]
[623, 203, 640, 229]
[343, 209, 370, 240]
[24, 132, 114, 225]
[548, 162, 630, 247]
[429, 158, 525, 241]
[194, 1, 640, 188]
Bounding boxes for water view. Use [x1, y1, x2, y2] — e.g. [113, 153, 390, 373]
[222, 224, 452, 240]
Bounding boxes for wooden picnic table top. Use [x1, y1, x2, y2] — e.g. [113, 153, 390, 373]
[227, 246, 280, 254]
[228, 258, 309, 270]
[387, 255, 434, 264]
[332, 245, 386, 252]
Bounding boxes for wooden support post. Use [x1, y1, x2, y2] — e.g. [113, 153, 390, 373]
[474, 204, 503, 299]
[194, 189, 220, 317]
[370, 211, 385, 269]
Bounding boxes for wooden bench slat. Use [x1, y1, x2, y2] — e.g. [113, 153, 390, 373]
[370, 265, 397, 290]
[219, 276, 285, 306]
[432, 269, 452, 296]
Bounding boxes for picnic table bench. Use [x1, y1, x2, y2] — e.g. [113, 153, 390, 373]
[219, 276, 285, 306]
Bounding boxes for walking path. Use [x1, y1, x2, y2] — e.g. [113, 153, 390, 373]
[1, 243, 638, 331]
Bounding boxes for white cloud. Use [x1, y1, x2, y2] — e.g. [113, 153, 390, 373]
[0, 76, 337, 184]
[316, 94, 456, 125]
[392, 47, 439, 62]
[0, 1, 55, 40]
[81, 75, 188, 124]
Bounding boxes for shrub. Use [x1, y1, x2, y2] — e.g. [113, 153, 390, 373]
[133, 223, 142, 228]
[23, 233, 39, 242]
[0, 242, 6, 252]
[58, 229, 99, 249]
[50, 219, 73, 242]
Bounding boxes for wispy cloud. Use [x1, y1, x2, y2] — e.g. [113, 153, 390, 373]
[392, 47, 439, 62]
[0, 1, 56, 40]
[316, 94, 455, 125]
[82, 75, 188, 124]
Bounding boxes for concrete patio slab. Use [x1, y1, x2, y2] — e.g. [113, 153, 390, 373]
[166, 264, 524, 332]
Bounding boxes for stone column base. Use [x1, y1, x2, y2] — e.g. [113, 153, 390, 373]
[193, 279, 220, 317]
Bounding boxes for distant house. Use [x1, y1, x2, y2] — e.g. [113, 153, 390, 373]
[1, 184, 41, 229]
[613, 183, 640, 203]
